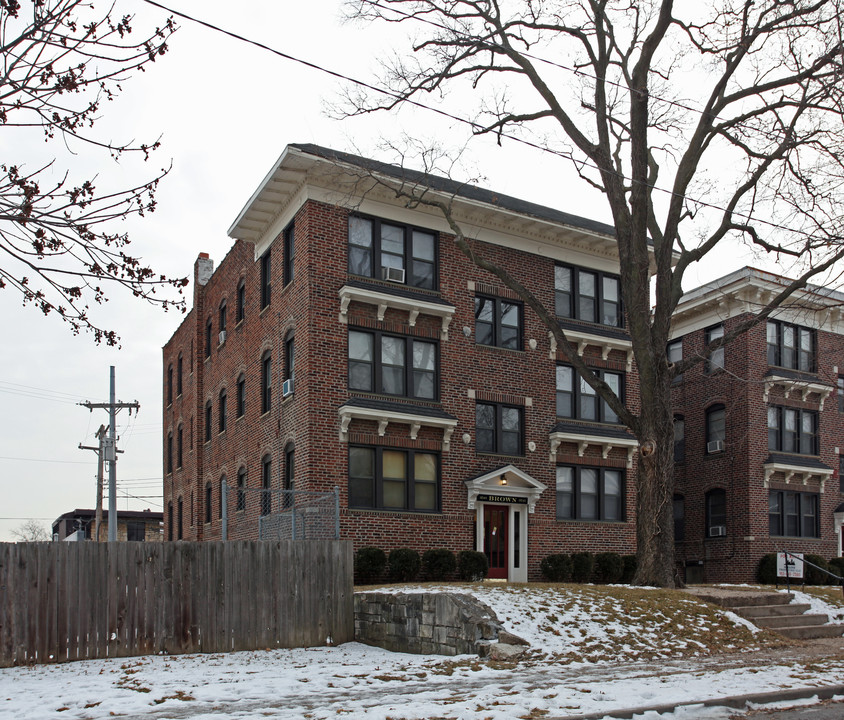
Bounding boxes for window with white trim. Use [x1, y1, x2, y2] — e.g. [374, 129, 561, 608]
[349, 446, 439, 511]
[767, 406, 818, 455]
[348, 329, 438, 400]
[767, 320, 814, 372]
[475, 296, 522, 350]
[476, 402, 523, 455]
[556, 364, 622, 423]
[556, 466, 624, 521]
[769, 490, 819, 537]
[555, 263, 622, 327]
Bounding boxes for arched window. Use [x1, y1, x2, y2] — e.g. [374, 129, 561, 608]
[261, 351, 272, 414]
[177, 424, 183, 469]
[167, 365, 173, 406]
[237, 373, 246, 418]
[177, 353, 183, 396]
[205, 401, 213, 443]
[205, 481, 213, 524]
[284, 442, 295, 508]
[673, 494, 685, 542]
[166, 432, 173, 474]
[219, 474, 226, 520]
[705, 489, 727, 537]
[167, 502, 173, 541]
[219, 298, 227, 337]
[236, 278, 246, 323]
[285, 330, 295, 385]
[218, 388, 227, 433]
[237, 467, 247, 511]
[177, 496, 183, 540]
[705, 404, 725, 454]
[205, 317, 213, 358]
[261, 455, 272, 516]
[673, 415, 685, 463]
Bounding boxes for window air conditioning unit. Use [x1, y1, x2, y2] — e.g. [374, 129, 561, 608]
[707, 440, 724, 453]
[709, 525, 727, 537]
[282, 378, 294, 397]
[381, 266, 405, 283]
[218, 330, 227, 344]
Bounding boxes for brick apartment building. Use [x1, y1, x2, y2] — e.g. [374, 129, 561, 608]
[52, 508, 163, 542]
[161, 143, 642, 582]
[671, 268, 844, 583]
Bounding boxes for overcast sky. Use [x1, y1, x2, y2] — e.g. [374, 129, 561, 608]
[0, 0, 777, 540]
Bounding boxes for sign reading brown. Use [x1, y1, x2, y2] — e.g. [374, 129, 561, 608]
[477, 494, 528, 504]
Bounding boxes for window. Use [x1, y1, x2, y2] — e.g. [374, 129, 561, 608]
[705, 489, 727, 537]
[218, 388, 227, 433]
[348, 215, 437, 289]
[769, 490, 819, 537]
[348, 446, 439, 511]
[219, 475, 225, 520]
[205, 317, 212, 359]
[667, 340, 682, 384]
[556, 365, 623, 423]
[260, 249, 271, 309]
[705, 404, 725, 453]
[261, 351, 272, 414]
[476, 403, 523, 455]
[555, 264, 622, 327]
[284, 222, 295, 286]
[704, 324, 724, 373]
[177, 354, 183, 396]
[673, 415, 685, 463]
[166, 432, 173, 474]
[767, 320, 814, 372]
[475, 296, 522, 350]
[236, 374, 246, 418]
[177, 496, 183, 540]
[167, 502, 173, 541]
[219, 299, 227, 337]
[205, 401, 212, 443]
[236, 467, 247, 511]
[167, 365, 173, 406]
[261, 455, 272, 516]
[556, 466, 624, 521]
[838, 377, 844, 413]
[236, 279, 246, 323]
[127, 521, 145, 542]
[840, 455, 844, 494]
[205, 482, 212, 524]
[284, 443, 295, 509]
[285, 331, 295, 384]
[768, 406, 818, 455]
[348, 330, 438, 400]
[177, 424, 183, 469]
[673, 494, 685, 541]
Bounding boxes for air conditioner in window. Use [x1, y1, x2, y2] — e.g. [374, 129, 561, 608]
[282, 378, 294, 398]
[709, 525, 727, 537]
[381, 266, 405, 283]
[707, 439, 724, 453]
[218, 330, 227, 344]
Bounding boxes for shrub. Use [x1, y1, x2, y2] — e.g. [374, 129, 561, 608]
[422, 548, 456, 580]
[621, 555, 637, 584]
[804, 554, 831, 585]
[540, 553, 572, 582]
[828, 557, 844, 579]
[388, 548, 421, 582]
[757, 553, 777, 584]
[457, 550, 489, 581]
[595, 552, 624, 583]
[355, 546, 386, 584]
[571, 552, 595, 583]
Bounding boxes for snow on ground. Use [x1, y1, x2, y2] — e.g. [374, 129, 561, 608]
[2, 585, 844, 720]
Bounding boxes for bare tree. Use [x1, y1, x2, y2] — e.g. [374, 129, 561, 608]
[343, 0, 844, 585]
[0, 0, 187, 345]
[11, 518, 50, 541]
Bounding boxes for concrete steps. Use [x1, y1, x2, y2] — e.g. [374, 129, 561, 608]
[688, 588, 844, 641]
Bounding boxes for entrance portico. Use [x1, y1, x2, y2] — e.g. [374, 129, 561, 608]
[465, 465, 546, 582]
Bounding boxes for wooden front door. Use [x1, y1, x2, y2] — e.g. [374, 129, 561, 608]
[484, 505, 508, 579]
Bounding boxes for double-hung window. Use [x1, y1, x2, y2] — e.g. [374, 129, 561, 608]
[349, 446, 439, 511]
[260, 249, 271, 309]
[348, 330, 437, 400]
[767, 320, 814, 372]
[476, 402, 523, 455]
[475, 296, 522, 350]
[768, 406, 818, 455]
[261, 351, 272, 414]
[205, 318, 212, 359]
[667, 339, 683, 384]
[705, 404, 725, 453]
[556, 466, 623, 521]
[555, 264, 622, 327]
[236, 374, 246, 418]
[348, 216, 437, 289]
[236, 279, 245, 323]
[283, 222, 295, 286]
[769, 490, 819, 537]
[556, 365, 622, 423]
[706, 489, 727, 537]
[704, 324, 724, 373]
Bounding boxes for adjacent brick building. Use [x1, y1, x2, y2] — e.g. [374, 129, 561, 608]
[161, 144, 641, 582]
[671, 268, 844, 583]
[52, 508, 163, 542]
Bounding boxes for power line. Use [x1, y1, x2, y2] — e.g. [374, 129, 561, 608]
[0, 455, 90, 465]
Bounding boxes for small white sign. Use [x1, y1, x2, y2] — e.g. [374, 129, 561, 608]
[777, 552, 804, 579]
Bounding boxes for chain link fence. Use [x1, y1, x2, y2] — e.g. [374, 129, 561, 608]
[223, 485, 340, 541]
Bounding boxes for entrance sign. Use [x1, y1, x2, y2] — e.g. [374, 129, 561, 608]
[777, 552, 803, 579]
[477, 494, 528, 504]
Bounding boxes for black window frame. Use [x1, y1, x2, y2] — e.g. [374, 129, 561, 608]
[218, 388, 227, 434]
[285, 331, 295, 384]
[236, 278, 246, 324]
[204, 401, 212, 443]
[555, 465, 625, 522]
[667, 339, 683, 384]
[767, 319, 814, 372]
[176, 353, 183, 396]
[236, 467, 247, 512]
[283, 221, 295, 287]
[176, 424, 183, 469]
[554, 263, 623, 328]
[167, 365, 173, 406]
[261, 350, 272, 414]
[166, 432, 173, 474]
[260, 248, 271, 310]
[673, 415, 685, 463]
[127, 521, 145, 542]
[705, 404, 725, 453]
[474, 295, 523, 350]
[348, 445, 441, 512]
[767, 405, 818, 455]
[167, 502, 173, 541]
[673, 494, 685, 541]
[219, 474, 225, 520]
[284, 442, 295, 509]
[556, 364, 624, 424]
[348, 328, 439, 401]
[236, 373, 246, 418]
[177, 496, 183, 540]
[769, 490, 819, 538]
[205, 481, 212, 524]
[205, 317, 212, 359]
[475, 402, 524, 456]
[704, 324, 725, 374]
[347, 214, 439, 290]
[261, 455, 272, 516]
[219, 299, 227, 338]
[705, 488, 727, 537]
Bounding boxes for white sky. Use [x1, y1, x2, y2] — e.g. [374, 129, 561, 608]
[0, 0, 785, 540]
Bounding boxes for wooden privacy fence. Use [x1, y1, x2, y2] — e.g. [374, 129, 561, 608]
[0, 539, 353, 667]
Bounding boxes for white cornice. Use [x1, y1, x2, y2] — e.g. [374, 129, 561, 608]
[338, 405, 457, 450]
[549, 429, 638, 467]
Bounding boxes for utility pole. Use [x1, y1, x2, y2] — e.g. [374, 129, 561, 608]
[79, 425, 107, 541]
[80, 366, 139, 543]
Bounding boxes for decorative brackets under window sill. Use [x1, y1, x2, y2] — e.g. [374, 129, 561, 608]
[338, 405, 457, 450]
[549, 330, 633, 371]
[549, 430, 638, 467]
[339, 285, 454, 339]
[762, 377, 833, 409]
[763, 461, 832, 491]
